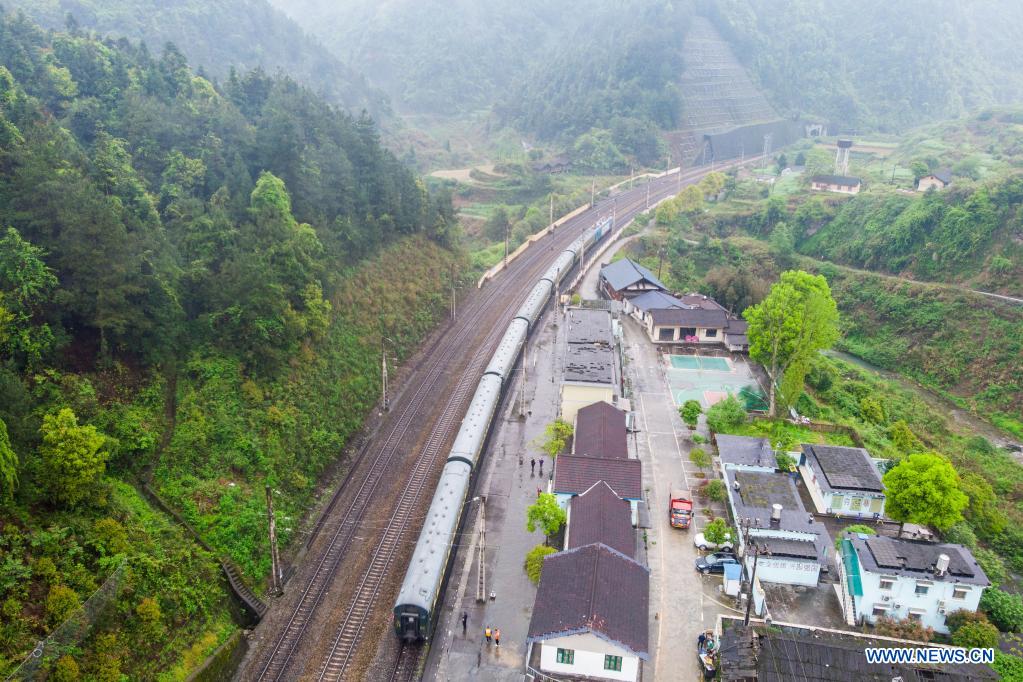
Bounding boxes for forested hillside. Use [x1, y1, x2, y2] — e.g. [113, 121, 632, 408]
[0, 10, 456, 677]
[2, 0, 390, 117]
[799, 176, 1023, 296]
[497, 1, 691, 166]
[704, 0, 1023, 131]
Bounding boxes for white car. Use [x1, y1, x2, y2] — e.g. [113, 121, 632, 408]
[693, 532, 734, 552]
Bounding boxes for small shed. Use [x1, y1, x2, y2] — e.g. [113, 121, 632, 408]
[723, 563, 742, 597]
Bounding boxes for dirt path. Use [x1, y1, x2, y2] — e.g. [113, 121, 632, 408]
[797, 255, 1023, 306]
[429, 163, 501, 184]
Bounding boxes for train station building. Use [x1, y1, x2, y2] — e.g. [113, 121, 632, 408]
[526, 543, 650, 682]
[572, 401, 629, 459]
[560, 308, 622, 422]
[564, 481, 636, 558]
[553, 455, 642, 525]
[598, 258, 667, 301]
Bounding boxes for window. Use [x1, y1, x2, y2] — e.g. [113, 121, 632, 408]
[850, 497, 863, 511]
[704, 328, 718, 338]
[953, 587, 970, 600]
[915, 581, 932, 596]
[556, 648, 574, 665]
[604, 655, 623, 672]
[658, 327, 674, 341]
[879, 578, 895, 591]
[908, 609, 926, 622]
[872, 605, 889, 617]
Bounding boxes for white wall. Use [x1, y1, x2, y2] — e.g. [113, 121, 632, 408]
[539, 632, 640, 682]
[648, 324, 727, 344]
[561, 384, 616, 422]
[855, 569, 985, 634]
[750, 556, 820, 587]
[800, 463, 886, 517]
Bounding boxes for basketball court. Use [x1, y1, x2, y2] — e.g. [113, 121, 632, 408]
[666, 353, 768, 410]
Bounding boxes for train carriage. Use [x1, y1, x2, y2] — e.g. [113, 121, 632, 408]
[393, 217, 609, 641]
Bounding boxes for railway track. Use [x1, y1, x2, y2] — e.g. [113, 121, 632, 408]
[241, 160, 757, 682]
[389, 643, 421, 682]
[250, 203, 580, 680]
[314, 326, 503, 681]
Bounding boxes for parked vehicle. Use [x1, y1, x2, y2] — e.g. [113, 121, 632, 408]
[695, 552, 738, 575]
[693, 532, 734, 552]
[669, 488, 693, 529]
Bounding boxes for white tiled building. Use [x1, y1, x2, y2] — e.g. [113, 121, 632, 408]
[838, 534, 990, 634]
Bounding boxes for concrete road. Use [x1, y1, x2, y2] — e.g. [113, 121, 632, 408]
[623, 315, 738, 681]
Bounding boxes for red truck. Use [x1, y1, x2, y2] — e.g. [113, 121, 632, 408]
[670, 488, 693, 529]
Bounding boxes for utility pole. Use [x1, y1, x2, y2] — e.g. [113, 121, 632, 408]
[740, 518, 768, 625]
[450, 263, 457, 322]
[519, 358, 527, 419]
[657, 247, 666, 281]
[591, 178, 596, 207]
[266, 486, 282, 594]
[630, 167, 634, 189]
[612, 199, 617, 229]
[476, 497, 487, 603]
[380, 334, 391, 412]
[504, 218, 509, 268]
[677, 145, 683, 193]
[549, 193, 554, 232]
[646, 181, 651, 210]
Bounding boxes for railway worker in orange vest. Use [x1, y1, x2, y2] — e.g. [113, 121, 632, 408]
[495, 628, 501, 647]
[485, 626, 492, 644]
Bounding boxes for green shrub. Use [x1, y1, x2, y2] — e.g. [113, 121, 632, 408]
[46, 584, 80, 626]
[981, 588, 1023, 632]
[974, 547, 1008, 587]
[703, 518, 734, 546]
[50, 655, 80, 682]
[706, 396, 747, 434]
[704, 480, 727, 503]
[942, 522, 978, 549]
[952, 620, 1000, 649]
[93, 518, 129, 556]
[775, 452, 796, 471]
[136, 597, 164, 636]
[689, 448, 711, 468]
[525, 545, 557, 584]
[33, 556, 58, 583]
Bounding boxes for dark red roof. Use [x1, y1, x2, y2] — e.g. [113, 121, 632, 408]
[554, 455, 642, 500]
[574, 401, 628, 459]
[568, 482, 635, 558]
[527, 543, 649, 658]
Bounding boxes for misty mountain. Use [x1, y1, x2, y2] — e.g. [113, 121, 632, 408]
[274, 0, 1023, 147]
[705, 0, 1023, 131]
[1, 0, 391, 118]
[269, 0, 579, 115]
